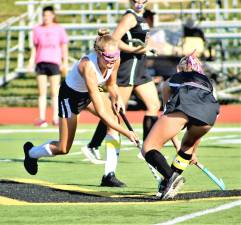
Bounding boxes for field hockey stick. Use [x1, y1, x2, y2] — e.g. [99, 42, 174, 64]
[127, 39, 157, 55]
[119, 109, 162, 183]
[195, 162, 225, 191]
[128, 39, 146, 47]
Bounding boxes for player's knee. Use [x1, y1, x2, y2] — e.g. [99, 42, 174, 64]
[58, 146, 70, 155]
[143, 139, 164, 155]
[146, 101, 161, 114]
[154, 101, 161, 112]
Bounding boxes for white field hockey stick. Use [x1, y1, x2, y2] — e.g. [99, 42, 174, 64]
[195, 162, 225, 190]
[119, 109, 162, 183]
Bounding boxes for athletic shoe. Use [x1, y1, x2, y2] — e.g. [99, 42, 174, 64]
[156, 178, 168, 198]
[91, 147, 101, 160]
[81, 146, 105, 164]
[23, 142, 38, 175]
[34, 120, 48, 128]
[100, 172, 126, 187]
[161, 172, 185, 200]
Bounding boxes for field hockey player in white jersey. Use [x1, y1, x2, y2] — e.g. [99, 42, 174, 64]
[23, 30, 139, 187]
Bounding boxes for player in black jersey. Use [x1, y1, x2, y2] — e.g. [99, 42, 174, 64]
[82, 0, 162, 167]
[142, 51, 220, 199]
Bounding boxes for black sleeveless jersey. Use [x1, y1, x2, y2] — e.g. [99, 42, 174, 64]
[169, 71, 213, 92]
[121, 9, 149, 61]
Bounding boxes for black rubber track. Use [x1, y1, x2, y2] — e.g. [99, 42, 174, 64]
[0, 180, 240, 203]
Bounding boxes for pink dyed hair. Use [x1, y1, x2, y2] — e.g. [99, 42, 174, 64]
[178, 50, 204, 74]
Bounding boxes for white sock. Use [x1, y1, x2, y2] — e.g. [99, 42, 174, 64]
[29, 141, 55, 159]
[104, 134, 120, 176]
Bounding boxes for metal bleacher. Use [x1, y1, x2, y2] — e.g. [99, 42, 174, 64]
[0, 0, 240, 101]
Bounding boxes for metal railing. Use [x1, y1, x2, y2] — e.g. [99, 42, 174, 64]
[0, 13, 28, 86]
[0, 0, 240, 89]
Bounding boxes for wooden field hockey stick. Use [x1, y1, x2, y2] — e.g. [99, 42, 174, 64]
[119, 109, 162, 182]
[195, 162, 225, 190]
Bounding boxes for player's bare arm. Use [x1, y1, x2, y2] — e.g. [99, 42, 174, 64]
[113, 14, 146, 54]
[80, 59, 133, 139]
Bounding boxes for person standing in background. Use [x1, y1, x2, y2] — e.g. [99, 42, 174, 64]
[28, 6, 68, 127]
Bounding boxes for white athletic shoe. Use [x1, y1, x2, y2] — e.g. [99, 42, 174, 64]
[81, 146, 105, 164]
[161, 172, 185, 200]
[94, 148, 101, 160]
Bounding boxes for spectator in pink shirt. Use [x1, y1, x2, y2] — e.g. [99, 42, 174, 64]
[28, 6, 69, 127]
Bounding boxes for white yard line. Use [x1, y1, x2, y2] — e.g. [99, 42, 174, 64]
[0, 129, 86, 134]
[210, 128, 241, 132]
[155, 200, 241, 225]
[218, 139, 241, 144]
[0, 127, 240, 134]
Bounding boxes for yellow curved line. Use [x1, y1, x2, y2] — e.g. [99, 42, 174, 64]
[0, 196, 29, 205]
[0, 197, 241, 206]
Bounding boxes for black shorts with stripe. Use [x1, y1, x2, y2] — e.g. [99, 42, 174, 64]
[117, 54, 152, 87]
[58, 81, 91, 118]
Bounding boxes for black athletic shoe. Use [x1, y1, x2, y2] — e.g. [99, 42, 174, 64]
[23, 142, 38, 175]
[161, 172, 185, 200]
[100, 172, 126, 187]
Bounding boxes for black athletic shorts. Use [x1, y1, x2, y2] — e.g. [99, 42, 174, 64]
[117, 55, 152, 86]
[164, 86, 220, 126]
[36, 62, 60, 76]
[58, 81, 91, 118]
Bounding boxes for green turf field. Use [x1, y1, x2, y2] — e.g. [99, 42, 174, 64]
[0, 123, 240, 225]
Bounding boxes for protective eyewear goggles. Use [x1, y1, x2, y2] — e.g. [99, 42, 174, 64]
[99, 50, 120, 63]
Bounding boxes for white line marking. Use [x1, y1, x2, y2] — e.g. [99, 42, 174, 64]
[218, 139, 241, 144]
[0, 127, 240, 134]
[204, 135, 240, 140]
[68, 151, 82, 156]
[0, 129, 87, 134]
[155, 200, 241, 225]
[210, 128, 241, 132]
[0, 159, 13, 162]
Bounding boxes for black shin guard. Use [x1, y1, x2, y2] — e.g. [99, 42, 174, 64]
[88, 120, 107, 149]
[171, 150, 192, 174]
[143, 115, 158, 141]
[145, 149, 173, 179]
